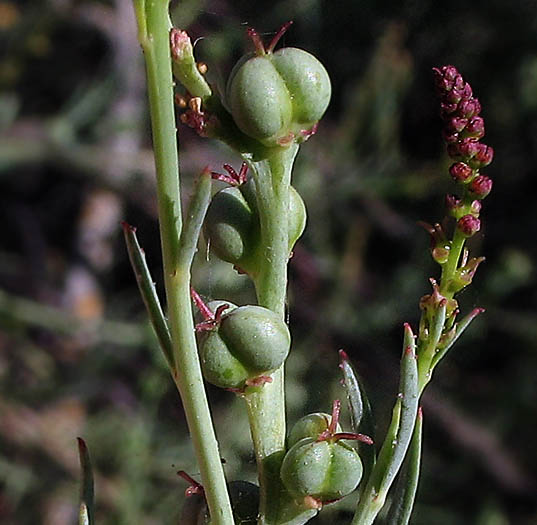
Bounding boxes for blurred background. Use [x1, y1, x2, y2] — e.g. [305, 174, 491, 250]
[1, 0, 537, 523]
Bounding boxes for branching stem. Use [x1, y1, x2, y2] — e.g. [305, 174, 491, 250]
[131, 1, 233, 523]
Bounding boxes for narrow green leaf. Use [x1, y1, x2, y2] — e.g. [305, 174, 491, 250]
[122, 222, 174, 369]
[77, 438, 94, 525]
[385, 407, 423, 525]
[177, 168, 212, 269]
[339, 349, 376, 489]
[352, 323, 419, 525]
[431, 307, 485, 369]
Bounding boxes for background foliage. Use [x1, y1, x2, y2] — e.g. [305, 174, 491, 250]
[1, 0, 537, 523]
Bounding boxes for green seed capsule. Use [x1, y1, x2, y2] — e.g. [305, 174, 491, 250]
[280, 437, 363, 502]
[288, 412, 342, 449]
[204, 187, 255, 266]
[199, 303, 290, 389]
[226, 37, 331, 147]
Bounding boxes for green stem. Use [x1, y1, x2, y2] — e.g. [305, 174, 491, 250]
[249, 145, 299, 316]
[439, 228, 466, 298]
[243, 144, 299, 524]
[417, 300, 447, 394]
[132, 2, 233, 523]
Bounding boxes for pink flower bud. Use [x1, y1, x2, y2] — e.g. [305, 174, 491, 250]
[469, 143, 494, 168]
[463, 116, 485, 139]
[458, 98, 481, 119]
[457, 215, 481, 237]
[447, 117, 469, 133]
[469, 175, 493, 199]
[460, 82, 473, 100]
[443, 65, 459, 82]
[457, 138, 480, 159]
[449, 162, 474, 183]
[433, 65, 459, 91]
[446, 87, 464, 104]
[469, 199, 482, 216]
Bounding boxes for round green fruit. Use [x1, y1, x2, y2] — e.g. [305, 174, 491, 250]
[226, 46, 331, 147]
[280, 437, 363, 502]
[199, 304, 290, 389]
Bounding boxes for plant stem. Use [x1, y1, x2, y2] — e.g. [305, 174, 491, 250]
[439, 228, 466, 298]
[132, 1, 233, 523]
[243, 144, 299, 524]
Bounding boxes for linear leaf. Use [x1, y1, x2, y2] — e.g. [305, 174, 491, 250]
[77, 438, 94, 525]
[385, 407, 423, 525]
[339, 349, 376, 489]
[352, 324, 419, 525]
[177, 168, 212, 269]
[122, 222, 174, 369]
